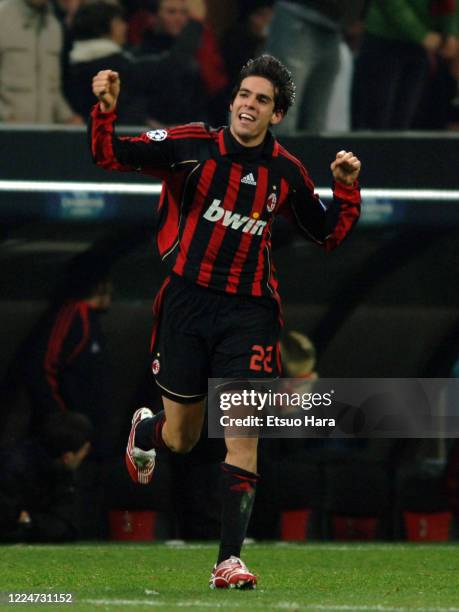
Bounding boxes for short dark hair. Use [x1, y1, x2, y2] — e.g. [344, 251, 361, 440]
[231, 54, 295, 115]
[41, 412, 93, 458]
[72, 2, 125, 41]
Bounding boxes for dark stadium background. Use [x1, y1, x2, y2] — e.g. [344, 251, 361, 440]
[1, 127, 458, 541]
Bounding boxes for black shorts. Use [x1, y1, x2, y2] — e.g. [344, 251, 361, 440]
[150, 274, 281, 403]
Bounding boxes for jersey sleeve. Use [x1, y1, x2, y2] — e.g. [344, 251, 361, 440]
[323, 181, 361, 251]
[88, 104, 177, 179]
[282, 162, 361, 251]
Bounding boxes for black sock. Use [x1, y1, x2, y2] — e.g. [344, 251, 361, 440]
[135, 411, 167, 450]
[217, 462, 258, 564]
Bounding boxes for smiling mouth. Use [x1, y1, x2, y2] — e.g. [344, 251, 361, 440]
[239, 113, 256, 123]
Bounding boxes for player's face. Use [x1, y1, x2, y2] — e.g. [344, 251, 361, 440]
[230, 76, 283, 147]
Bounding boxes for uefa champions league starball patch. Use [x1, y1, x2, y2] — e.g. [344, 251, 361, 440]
[152, 359, 160, 375]
[146, 129, 168, 142]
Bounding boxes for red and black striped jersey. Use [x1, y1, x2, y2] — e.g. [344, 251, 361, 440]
[89, 104, 361, 300]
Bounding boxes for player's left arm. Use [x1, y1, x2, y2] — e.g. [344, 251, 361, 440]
[324, 150, 361, 250]
[287, 151, 361, 250]
[330, 150, 361, 186]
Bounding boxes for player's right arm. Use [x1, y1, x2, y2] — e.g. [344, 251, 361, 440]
[89, 69, 176, 177]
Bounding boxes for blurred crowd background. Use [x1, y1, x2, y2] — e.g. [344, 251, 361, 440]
[0, 0, 458, 131]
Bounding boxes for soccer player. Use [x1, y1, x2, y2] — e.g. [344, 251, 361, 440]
[90, 55, 361, 589]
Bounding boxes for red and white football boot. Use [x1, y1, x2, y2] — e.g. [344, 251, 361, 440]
[209, 556, 257, 590]
[125, 407, 156, 485]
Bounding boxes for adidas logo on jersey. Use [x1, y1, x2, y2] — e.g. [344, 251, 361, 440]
[241, 173, 257, 186]
[203, 199, 267, 235]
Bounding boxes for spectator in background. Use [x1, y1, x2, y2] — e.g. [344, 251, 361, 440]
[51, 0, 85, 106]
[413, 47, 459, 129]
[0, 0, 82, 124]
[352, 0, 459, 130]
[9, 253, 114, 456]
[222, 1, 274, 89]
[281, 330, 318, 379]
[68, 2, 167, 123]
[52, 0, 82, 26]
[266, 0, 350, 133]
[414, 2, 459, 130]
[131, 0, 228, 125]
[125, 0, 157, 47]
[325, 1, 368, 131]
[449, 51, 459, 129]
[69, 1, 209, 125]
[0, 412, 92, 542]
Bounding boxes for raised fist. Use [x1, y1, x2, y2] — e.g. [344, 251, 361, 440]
[92, 70, 120, 113]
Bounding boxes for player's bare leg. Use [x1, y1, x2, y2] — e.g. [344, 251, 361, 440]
[161, 397, 206, 453]
[125, 397, 205, 484]
[225, 435, 258, 474]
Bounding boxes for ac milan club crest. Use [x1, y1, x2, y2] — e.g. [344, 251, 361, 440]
[152, 359, 160, 375]
[266, 192, 277, 213]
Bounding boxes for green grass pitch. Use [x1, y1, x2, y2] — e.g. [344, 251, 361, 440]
[1, 542, 458, 611]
